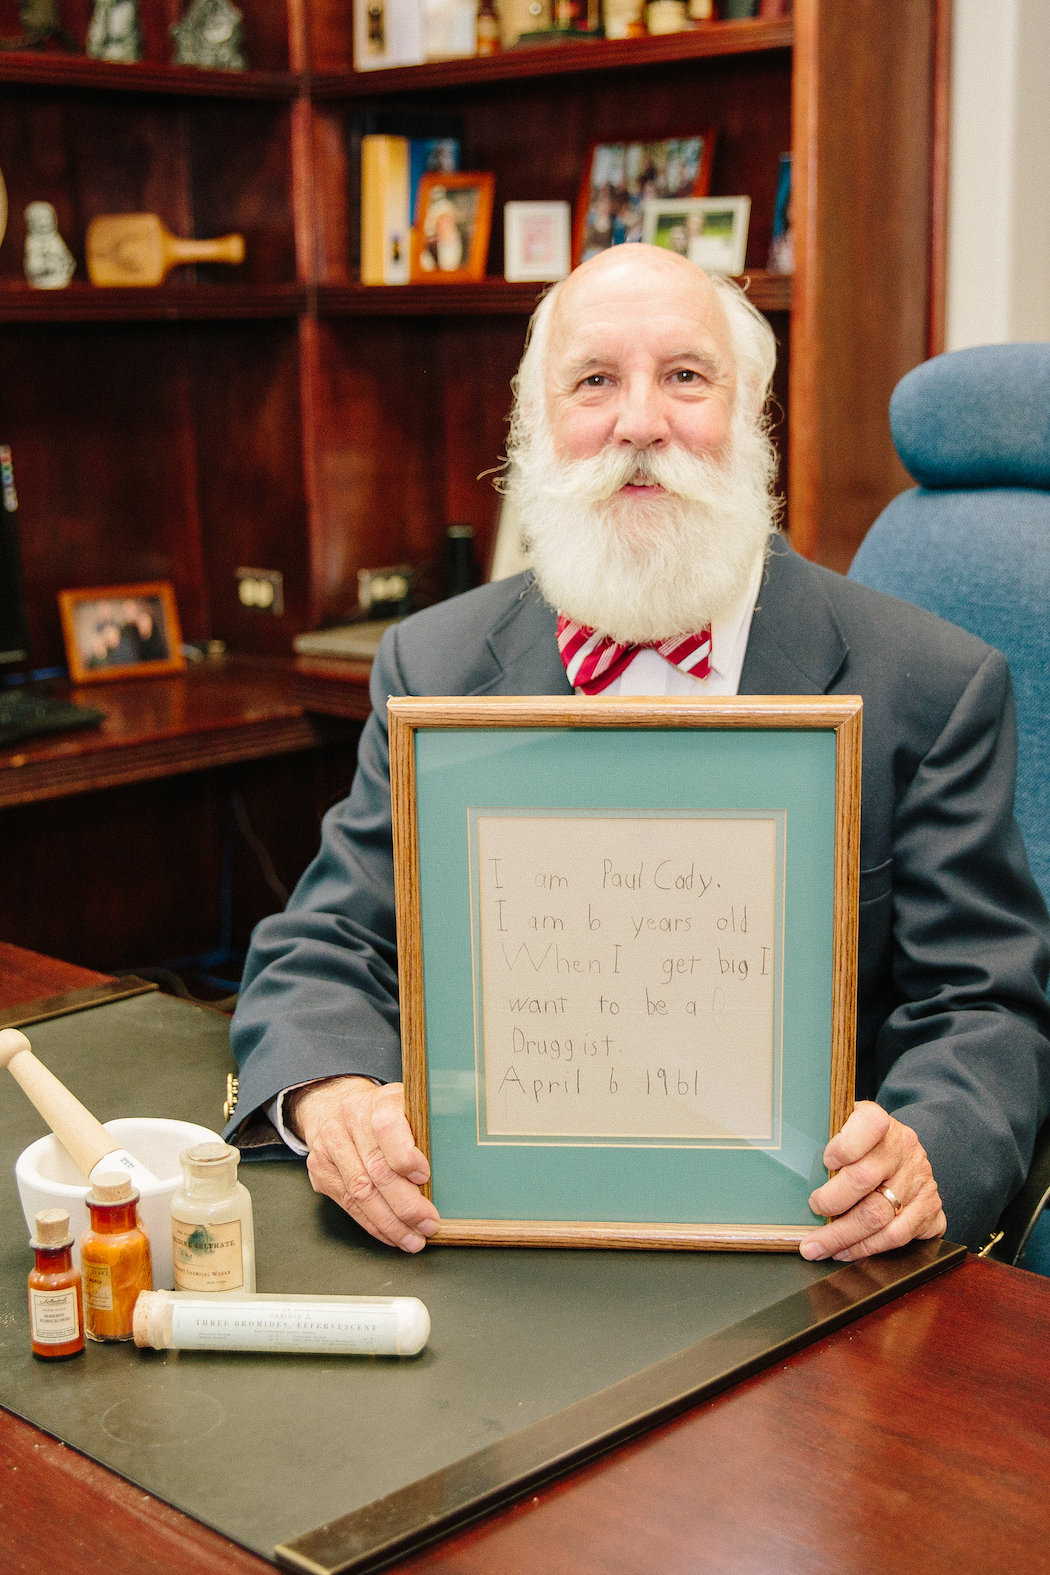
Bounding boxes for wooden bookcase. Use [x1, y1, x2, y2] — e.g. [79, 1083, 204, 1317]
[0, 0, 946, 677]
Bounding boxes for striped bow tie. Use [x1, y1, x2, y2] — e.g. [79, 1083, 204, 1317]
[557, 615, 712, 695]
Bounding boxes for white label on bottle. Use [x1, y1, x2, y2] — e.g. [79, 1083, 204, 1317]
[84, 1260, 113, 1311]
[172, 1217, 244, 1292]
[29, 1287, 80, 1344]
[169, 1301, 401, 1354]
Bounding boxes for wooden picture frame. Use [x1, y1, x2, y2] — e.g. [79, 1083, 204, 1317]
[390, 694, 861, 1251]
[409, 172, 495, 283]
[572, 132, 717, 267]
[58, 580, 185, 684]
[642, 195, 752, 276]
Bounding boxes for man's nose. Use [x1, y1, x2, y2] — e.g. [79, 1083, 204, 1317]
[611, 377, 670, 449]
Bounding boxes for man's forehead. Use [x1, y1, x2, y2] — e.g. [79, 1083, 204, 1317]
[548, 253, 732, 367]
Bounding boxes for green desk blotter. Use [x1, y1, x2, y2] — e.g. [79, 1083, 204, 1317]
[0, 992, 963, 1572]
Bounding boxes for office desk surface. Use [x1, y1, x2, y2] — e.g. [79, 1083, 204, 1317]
[2, 955, 1048, 1573]
[0, 655, 371, 809]
[3, 1255, 1049, 1575]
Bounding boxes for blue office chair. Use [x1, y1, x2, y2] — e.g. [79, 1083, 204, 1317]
[848, 342, 1050, 1270]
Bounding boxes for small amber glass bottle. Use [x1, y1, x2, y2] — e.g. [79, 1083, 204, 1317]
[81, 1174, 153, 1342]
[28, 1208, 84, 1360]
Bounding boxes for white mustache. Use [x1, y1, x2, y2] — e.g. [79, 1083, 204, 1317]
[530, 442, 731, 507]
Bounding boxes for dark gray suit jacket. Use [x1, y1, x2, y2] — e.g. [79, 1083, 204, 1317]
[229, 540, 1050, 1248]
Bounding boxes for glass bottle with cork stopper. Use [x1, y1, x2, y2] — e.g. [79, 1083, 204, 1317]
[81, 1174, 153, 1342]
[28, 1208, 84, 1360]
[171, 1141, 256, 1295]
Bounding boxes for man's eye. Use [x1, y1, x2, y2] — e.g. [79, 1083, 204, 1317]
[672, 369, 700, 383]
[581, 374, 608, 387]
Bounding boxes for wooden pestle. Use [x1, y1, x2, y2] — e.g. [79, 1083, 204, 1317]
[1, 1028, 157, 1185]
[86, 213, 246, 287]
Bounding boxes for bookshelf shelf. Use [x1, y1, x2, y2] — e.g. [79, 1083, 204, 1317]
[0, 54, 301, 99]
[0, 284, 307, 322]
[317, 271, 792, 318]
[313, 18, 793, 98]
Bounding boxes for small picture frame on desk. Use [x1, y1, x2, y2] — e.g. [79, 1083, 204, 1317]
[58, 580, 185, 684]
[390, 694, 861, 1250]
[642, 196, 752, 276]
[410, 173, 495, 283]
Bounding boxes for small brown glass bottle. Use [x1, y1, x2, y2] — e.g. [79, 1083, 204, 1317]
[476, 0, 501, 53]
[81, 1174, 153, 1342]
[28, 1208, 84, 1360]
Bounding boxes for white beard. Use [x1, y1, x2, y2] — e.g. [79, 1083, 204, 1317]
[508, 420, 778, 644]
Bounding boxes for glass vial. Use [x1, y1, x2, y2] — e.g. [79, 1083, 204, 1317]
[171, 1141, 256, 1295]
[28, 1208, 84, 1360]
[81, 1175, 153, 1342]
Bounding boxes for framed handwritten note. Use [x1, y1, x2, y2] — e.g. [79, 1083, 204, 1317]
[389, 696, 861, 1250]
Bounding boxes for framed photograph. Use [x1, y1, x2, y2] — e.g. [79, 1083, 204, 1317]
[58, 581, 185, 684]
[643, 196, 752, 276]
[504, 201, 571, 283]
[573, 133, 716, 267]
[410, 172, 496, 283]
[390, 694, 861, 1250]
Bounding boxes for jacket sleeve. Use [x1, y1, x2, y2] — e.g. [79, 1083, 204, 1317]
[226, 630, 410, 1131]
[874, 650, 1050, 1249]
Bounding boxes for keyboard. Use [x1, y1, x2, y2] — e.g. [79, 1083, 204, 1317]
[0, 687, 105, 748]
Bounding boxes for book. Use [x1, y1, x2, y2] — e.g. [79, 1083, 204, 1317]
[351, 113, 463, 280]
[361, 135, 411, 285]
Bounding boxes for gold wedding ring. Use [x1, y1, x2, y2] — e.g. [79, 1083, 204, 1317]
[875, 1184, 903, 1215]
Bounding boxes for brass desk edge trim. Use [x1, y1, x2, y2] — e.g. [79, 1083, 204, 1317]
[0, 976, 158, 1030]
[275, 1238, 966, 1575]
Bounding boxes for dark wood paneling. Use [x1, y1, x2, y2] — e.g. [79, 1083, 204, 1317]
[0, 736, 359, 971]
[0, 322, 209, 663]
[192, 320, 311, 652]
[0, 91, 294, 287]
[793, 0, 935, 571]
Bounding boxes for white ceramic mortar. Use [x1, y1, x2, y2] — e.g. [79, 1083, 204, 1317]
[15, 1116, 223, 1289]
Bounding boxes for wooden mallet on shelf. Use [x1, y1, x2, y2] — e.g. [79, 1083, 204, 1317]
[86, 213, 246, 287]
[0, 1027, 158, 1186]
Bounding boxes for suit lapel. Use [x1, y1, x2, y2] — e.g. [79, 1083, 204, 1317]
[740, 540, 849, 696]
[474, 576, 572, 696]
[473, 543, 847, 699]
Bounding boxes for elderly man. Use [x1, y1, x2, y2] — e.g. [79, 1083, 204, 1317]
[228, 244, 1050, 1263]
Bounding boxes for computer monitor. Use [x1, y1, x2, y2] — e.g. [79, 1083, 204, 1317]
[0, 444, 30, 668]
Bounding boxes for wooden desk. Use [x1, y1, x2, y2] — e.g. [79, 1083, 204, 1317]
[0, 658, 372, 971]
[2, 950, 1049, 1575]
[0, 655, 372, 811]
[2, 1249, 1047, 1574]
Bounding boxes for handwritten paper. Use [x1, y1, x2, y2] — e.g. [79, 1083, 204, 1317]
[471, 811, 783, 1148]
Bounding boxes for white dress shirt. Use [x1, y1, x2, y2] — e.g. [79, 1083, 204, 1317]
[266, 557, 764, 1152]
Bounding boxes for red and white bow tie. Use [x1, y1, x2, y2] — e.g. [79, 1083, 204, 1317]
[557, 615, 712, 695]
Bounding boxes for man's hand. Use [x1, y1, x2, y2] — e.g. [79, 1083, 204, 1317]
[285, 1076, 439, 1252]
[799, 1101, 946, 1262]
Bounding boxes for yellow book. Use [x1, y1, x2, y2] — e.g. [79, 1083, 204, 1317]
[361, 135, 410, 286]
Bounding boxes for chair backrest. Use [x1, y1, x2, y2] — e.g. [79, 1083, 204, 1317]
[848, 343, 1050, 908]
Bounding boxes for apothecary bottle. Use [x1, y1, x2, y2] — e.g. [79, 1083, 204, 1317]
[171, 1141, 256, 1294]
[28, 1208, 84, 1359]
[81, 1175, 153, 1341]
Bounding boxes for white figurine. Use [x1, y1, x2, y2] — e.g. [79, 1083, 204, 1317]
[171, 0, 246, 70]
[23, 202, 75, 290]
[86, 0, 142, 61]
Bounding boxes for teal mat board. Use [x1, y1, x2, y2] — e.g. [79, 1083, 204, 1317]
[0, 993, 852, 1562]
[415, 727, 838, 1224]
